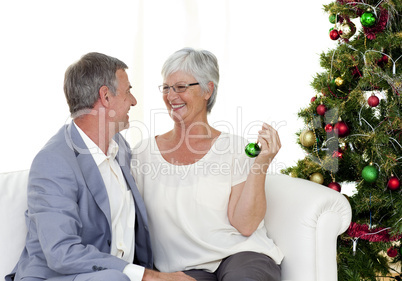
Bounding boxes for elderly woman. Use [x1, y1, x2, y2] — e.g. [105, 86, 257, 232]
[132, 48, 283, 281]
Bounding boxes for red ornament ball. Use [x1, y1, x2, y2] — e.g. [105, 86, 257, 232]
[377, 55, 389, 68]
[368, 95, 380, 107]
[387, 246, 398, 258]
[311, 96, 317, 103]
[329, 29, 340, 40]
[325, 124, 333, 133]
[328, 182, 341, 192]
[387, 176, 400, 191]
[334, 121, 350, 138]
[332, 150, 343, 159]
[317, 104, 327, 116]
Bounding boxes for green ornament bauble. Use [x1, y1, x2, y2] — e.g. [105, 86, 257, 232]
[245, 143, 261, 158]
[360, 11, 376, 27]
[330, 78, 337, 88]
[329, 14, 338, 24]
[362, 164, 379, 183]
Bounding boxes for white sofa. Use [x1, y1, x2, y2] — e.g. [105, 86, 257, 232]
[0, 170, 352, 281]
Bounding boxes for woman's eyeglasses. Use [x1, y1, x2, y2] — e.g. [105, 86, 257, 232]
[158, 83, 199, 94]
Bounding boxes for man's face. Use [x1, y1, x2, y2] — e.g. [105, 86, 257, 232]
[108, 69, 136, 131]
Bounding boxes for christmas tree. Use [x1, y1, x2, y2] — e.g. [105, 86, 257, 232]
[282, 0, 402, 280]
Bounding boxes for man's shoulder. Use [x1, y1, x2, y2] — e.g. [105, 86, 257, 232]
[32, 124, 76, 164]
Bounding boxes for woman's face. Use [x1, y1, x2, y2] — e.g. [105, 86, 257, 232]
[162, 71, 209, 124]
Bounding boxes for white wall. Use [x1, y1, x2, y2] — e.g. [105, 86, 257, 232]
[0, 0, 336, 173]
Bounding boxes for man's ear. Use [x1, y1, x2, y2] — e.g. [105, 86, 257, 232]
[205, 81, 214, 100]
[99, 85, 110, 107]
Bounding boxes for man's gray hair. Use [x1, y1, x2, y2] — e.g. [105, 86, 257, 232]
[64, 52, 128, 116]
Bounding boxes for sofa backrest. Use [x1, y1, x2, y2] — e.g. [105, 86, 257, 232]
[0, 170, 29, 278]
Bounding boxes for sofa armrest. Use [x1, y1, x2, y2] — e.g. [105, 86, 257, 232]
[0, 170, 29, 279]
[264, 174, 352, 281]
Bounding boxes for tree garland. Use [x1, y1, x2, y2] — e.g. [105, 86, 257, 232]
[347, 222, 402, 242]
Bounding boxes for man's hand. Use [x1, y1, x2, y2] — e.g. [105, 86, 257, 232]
[143, 269, 196, 281]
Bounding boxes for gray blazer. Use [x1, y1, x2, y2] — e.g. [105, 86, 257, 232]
[6, 122, 153, 281]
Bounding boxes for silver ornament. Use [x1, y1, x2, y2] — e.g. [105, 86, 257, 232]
[339, 21, 356, 39]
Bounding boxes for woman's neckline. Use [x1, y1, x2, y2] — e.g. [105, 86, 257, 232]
[154, 132, 224, 167]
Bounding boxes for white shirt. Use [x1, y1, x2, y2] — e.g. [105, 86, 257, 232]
[131, 133, 283, 273]
[74, 122, 144, 280]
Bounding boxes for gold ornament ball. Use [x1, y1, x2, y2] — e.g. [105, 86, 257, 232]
[300, 130, 315, 147]
[299, 130, 306, 145]
[335, 77, 344, 87]
[310, 172, 324, 184]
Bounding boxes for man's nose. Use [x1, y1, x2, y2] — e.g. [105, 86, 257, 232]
[130, 94, 137, 106]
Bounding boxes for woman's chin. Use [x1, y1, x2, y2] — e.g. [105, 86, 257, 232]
[169, 108, 186, 123]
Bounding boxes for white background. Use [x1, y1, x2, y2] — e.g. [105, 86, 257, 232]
[0, 0, 340, 174]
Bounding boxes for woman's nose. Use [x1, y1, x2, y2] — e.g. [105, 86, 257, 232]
[166, 86, 180, 100]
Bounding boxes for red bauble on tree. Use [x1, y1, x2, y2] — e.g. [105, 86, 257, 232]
[334, 121, 350, 138]
[387, 246, 398, 258]
[332, 149, 343, 159]
[387, 176, 400, 191]
[368, 95, 380, 107]
[325, 124, 333, 133]
[377, 55, 389, 68]
[330, 29, 340, 40]
[311, 96, 317, 103]
[317, 104, 327, 116]
[328, 181, 341, 192]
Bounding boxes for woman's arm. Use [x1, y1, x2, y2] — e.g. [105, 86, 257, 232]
[228, 123, 281, 236]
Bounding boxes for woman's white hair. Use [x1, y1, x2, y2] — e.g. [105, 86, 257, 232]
[161, 47, 219, 113]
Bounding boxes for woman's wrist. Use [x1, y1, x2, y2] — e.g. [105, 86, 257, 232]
[250, 159, 272, 174]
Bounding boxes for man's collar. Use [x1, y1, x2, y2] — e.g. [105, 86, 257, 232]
[72, 121, 119, 166]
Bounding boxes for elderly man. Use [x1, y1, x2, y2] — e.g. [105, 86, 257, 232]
[6, 52, 194, 281]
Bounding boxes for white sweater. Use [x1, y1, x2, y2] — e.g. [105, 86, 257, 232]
[131, 133, 283, 273]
